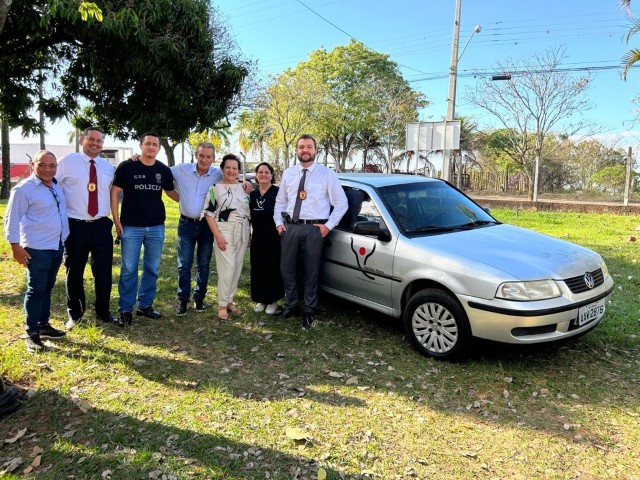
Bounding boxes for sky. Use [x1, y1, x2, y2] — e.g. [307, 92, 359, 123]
[214, 0, 640, 144]
[10, 0, 640, 158]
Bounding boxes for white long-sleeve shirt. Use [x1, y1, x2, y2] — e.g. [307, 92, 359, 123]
[274, 162, 348, 231]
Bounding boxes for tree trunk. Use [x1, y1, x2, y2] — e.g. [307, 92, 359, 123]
[1, 117, 11, 199]
[0, 0, 12, 36]
[161, 138, 176, 166]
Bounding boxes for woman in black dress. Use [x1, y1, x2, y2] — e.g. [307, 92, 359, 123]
[249, 162, 284, 314]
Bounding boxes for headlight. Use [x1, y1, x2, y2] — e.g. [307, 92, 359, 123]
[601, 261, 609, 279]
[496, 280, 561, 301]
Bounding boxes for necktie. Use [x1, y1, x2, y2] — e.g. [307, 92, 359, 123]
[292, 168, 308, 223]
[88, 159, 98, 217]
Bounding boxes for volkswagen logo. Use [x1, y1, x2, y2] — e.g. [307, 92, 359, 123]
[584, 272, 595, 289]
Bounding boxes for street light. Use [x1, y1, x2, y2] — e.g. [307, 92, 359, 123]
[458, 25, 482, 66]
[444, 0, 481, 183]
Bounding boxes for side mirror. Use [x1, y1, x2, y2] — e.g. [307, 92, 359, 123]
[353, 221, 392, 242]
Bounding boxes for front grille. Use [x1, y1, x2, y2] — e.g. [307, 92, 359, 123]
[512, 324, 557, 337]
[563, 268, 604, 294]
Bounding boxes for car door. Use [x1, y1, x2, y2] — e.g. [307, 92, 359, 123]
[320, 186, 396, 314]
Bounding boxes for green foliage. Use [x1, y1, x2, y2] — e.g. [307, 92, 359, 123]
[1, 0, 249, 166]
[252, 40, 425, 171]
[78, 2, 103, 22]
[187, 122, 232, 153]
[590, 164, 629, 193]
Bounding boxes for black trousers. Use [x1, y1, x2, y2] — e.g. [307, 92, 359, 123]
[280, 223, 323, 314]
[64, 217, 114, 320]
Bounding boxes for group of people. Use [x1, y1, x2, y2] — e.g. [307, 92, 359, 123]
[4, 129, 348, 353]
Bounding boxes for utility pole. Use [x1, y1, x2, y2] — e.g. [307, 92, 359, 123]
[443, 0, 462, 182]
[38, 72, 45, 150]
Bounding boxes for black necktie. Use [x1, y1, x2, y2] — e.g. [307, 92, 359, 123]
[292, 168, 308, 222]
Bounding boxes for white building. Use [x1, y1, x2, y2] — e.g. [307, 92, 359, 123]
[1, 143, 133, 183]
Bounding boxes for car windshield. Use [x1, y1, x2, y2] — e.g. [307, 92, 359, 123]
[378, 181, 498, 235]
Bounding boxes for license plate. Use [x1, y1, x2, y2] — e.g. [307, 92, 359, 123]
[578, 299, 605, 326]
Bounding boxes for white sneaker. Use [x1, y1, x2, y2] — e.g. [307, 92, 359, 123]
[254, 303, 265, 313]
[265, 303, 278, 315]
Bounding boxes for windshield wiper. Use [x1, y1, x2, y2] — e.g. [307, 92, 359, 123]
[405, 225, 461, 234]
[458, 220, 497, 229]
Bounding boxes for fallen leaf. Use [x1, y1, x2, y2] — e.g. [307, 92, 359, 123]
[30, 455, 41, 467]
[71, 398, 92, 413]
[23, 465, 33, 474]
[4, 428, 27, 444]
[328, 371, 344, 378]
[318, 467, 327, 480]
[102, 470, 112, 478]
[285, 427, 309, 441]
[31, 446, 43, 456]
[2, 457, 23, 473]
[345, 376, 358, 385]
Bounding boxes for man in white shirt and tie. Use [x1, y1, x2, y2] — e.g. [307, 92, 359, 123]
[274, 134, 348, 329]
[56, 127, 117, 329]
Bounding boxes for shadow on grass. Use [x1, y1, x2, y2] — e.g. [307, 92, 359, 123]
[1, 389, 340, 479]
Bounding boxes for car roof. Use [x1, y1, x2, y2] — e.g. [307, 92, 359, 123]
[336, 173, 443, 188]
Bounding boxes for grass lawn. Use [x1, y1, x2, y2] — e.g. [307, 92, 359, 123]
[1, 199, 639, 479]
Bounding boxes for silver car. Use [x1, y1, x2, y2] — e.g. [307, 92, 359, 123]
[320, 174, 614, 361]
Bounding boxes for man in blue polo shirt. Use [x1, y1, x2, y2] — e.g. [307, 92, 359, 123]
[4, 150, 70, 353]
[170, 142, 221, 315]
[169, 142, 253, 316]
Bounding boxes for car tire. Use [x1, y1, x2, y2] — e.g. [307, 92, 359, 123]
[404, 289, 472, 361]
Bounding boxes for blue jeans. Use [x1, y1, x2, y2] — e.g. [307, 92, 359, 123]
[118, 225, 165, 313]
[24, 245, 64, 335]
[177, 217, 213, 302]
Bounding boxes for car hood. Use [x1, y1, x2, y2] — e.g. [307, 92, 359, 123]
[411, 224, 602, 280]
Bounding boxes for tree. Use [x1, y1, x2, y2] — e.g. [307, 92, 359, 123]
[466, 46, 594, 200]
[591, 164, 629, 193]
[564, 139, 625, 189]
[256, 71, 321, 170]
[1, 0, 248, 169]
[370, 81, 427, 173]
[236, 109, 271, 165]
[1, 1, 102, 197]
[67, 1, 247, 166]
[0, 1, 100, 36]
[299, 41, 422, 172]
[620, 0, 639, 79]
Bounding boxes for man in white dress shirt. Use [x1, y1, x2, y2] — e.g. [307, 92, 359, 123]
[274, 134, 348, 329]
[56, 127, 116, 329]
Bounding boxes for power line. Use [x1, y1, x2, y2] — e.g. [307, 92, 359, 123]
[408, 63, 635, 83]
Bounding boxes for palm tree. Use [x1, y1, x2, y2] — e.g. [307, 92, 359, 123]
[620, 0, 639, 79]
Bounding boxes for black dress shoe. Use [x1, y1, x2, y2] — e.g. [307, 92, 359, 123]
[116, 312, 132, 327]
[39, 324, 66, 339]
[273, 308, 300, 319]
[96, 312, 116, 324]
[302, 312, 316, 330]
[25, 334, 46, 353]
[136, 306, 162, 319]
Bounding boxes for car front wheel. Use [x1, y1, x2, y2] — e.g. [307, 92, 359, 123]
[404, 289, 472, 361]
